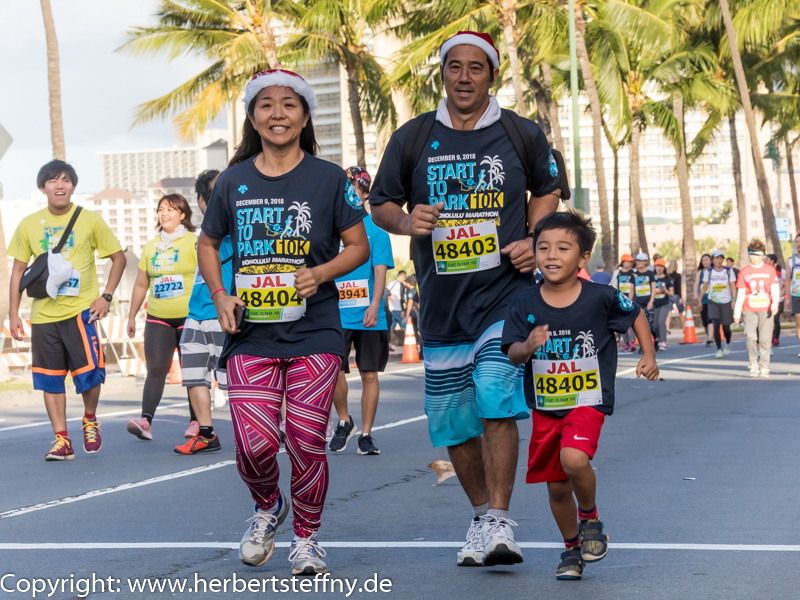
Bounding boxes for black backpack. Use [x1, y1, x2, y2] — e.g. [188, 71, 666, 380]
[397, 108, 571, 202]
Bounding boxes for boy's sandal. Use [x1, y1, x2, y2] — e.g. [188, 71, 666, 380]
[579, 520, 609, 562]
[556, 547, 584, 580]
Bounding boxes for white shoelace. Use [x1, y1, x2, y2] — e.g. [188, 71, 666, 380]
[288, 535, 326, 562]
[483, 515, 518, 541]
[244, 511, 281, 544]
[464, 519, 484, 550]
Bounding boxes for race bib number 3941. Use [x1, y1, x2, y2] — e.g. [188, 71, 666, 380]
[432, 221, 500, 275]
[532, 357, 603, 411]
[337, 279, 369, 308]
[235, 273, 306, 323]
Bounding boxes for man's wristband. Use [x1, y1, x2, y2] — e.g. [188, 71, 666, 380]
[210, 287, 226, 299]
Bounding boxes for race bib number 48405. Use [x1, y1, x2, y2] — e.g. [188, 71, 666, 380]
[532, 357, 603, 411]
[432, 221, 500, 275]
[235, 273, 306, 323]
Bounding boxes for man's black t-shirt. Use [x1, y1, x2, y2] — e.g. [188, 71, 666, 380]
[632, 270, 656, 307]
[370, 117, 560, 343]
[501, 280, 640, 418]
[203, 154, 366, 361]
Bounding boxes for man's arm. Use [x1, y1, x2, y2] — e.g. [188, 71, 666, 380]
[8, 260, 27, 341]
[363, 264, 388, 328]
[527, 191, 561, 235]
[502, 190, 561, 274]
[371, 202, 443, 238]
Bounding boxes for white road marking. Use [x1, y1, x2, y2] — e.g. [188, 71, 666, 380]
[1, 541, 799, 552]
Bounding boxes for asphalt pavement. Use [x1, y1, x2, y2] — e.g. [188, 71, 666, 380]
[1, 333, 800, 599]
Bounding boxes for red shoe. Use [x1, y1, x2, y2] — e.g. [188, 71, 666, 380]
[82, 418, 102, 453]
[127, 417, 153, 440]
[174, 434, 221, 455]
[184, 420, 199, 438]
[45, 434, 75, 461]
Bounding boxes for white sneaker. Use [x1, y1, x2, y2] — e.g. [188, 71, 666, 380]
[289, 533, 327, 575]
[482, 514, 523, 566]
[760, 369, 771, 379]
[715, 349, 723, 359]
[457, 517, 485, 566]
[723, 344, 731, 356]
[239, 490, 290, 566]
[749, 365, 760, 378]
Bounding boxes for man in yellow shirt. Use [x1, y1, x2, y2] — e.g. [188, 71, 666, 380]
[8, 160, 126, 461]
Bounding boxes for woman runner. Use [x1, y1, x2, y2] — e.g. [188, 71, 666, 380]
[197, 69, 369, 575]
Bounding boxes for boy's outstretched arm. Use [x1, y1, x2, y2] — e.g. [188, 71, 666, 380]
[630, 311, 659, 380]
[508, 325, 549, 366]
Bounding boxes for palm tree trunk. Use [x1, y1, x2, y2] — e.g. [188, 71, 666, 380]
[40, 0, 65, 160]
[629, 111, 648, 253]
[531, 78, 554, 140]
[673, 93, 697, 304]
[574, 6, 613, 269]
[500, 7, 527, 116]
[729, 115, 749, 266]
[542, 61, 564, 152]
[719, 0, 783, 263]
[612, 147, 619, 263]
[346, 64, 366, 168]
[251, 11, 281, 69]
[784, 137, 800, 234]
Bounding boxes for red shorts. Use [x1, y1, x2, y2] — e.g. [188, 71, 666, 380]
[526, 407, 605, 484]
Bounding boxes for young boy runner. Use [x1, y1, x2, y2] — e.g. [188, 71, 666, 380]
[652, 258, 674, 351]
[501, 211, 658, 580]
[8, 160, 126, 461]
[329, 167, 394, 456]
[700, 249, 736, 358]
[174, 169, 233, 454]
[784, 234, 800, 356]
[612, 254, 635, 353]
[734, 239, 780, 378]
[631, 252, 657, 347]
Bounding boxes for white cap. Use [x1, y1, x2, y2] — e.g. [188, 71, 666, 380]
[244, 69, 318, 118]
[635, 252, 649, 261]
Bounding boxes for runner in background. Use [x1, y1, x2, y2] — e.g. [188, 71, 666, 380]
[784, 233, 800, 357]
[652, 258, 674, 350]
[329, 167, 394, 456]
[611, 254, 635, 352]
[766, 254, 784, 349]
[694, 254, 713, 346]
[631, 253, 657, 349]
[386, 271, 407, 333]
[590, 262, 612, 285]
[666, 259, 684, 334]
[726, 257, 740, 279]
[126, 195, 197, 441]
[8, 160, 126, 461]
[700, 250, 736, 358]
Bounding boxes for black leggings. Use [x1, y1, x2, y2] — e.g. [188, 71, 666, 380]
[712, 320, 732, 350]
[141, 315, 193, 421]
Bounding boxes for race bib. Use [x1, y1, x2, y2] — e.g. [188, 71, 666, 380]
[57, 270, 81, 297]
[792, 270, 800, 297]
[655, 286, 666, 300]
[153, 274, 185, 299]
[748, 293, 770, 309]
[235, 273, 306, 323]
[432, 221, 500, 275]
[532, 356, 603, 411]
[337, 279, 369, 308]
[635, 283, 650, 297]
[619, 281, 632, 295]
[710, 282, 727, 301]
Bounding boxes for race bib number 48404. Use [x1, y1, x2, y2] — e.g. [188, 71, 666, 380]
[532, 357, 603, 411]
[235, 273, 306, 323]
[432, 221, 500, 275]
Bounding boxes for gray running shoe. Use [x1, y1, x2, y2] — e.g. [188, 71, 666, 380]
[289, 533, 327, 576]
[328, 416, 358, 452]
[357, 434, 380, 455]
[482, 514, 523, 566]
[457, 517, 485, 566]
[239, 490, 290, 566]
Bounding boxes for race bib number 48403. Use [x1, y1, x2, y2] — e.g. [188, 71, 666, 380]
[235, 273, 306, 323]
[432, 221, 500, 275]
[532, 357, 603, 411]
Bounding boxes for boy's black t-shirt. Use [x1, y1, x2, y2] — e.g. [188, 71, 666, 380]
[632, 270, 656, 307]
[370, 117, 560, 343]
[653, 275, 673, 308]
[202, 154, 366, 361]
[501, 279, 641, 418]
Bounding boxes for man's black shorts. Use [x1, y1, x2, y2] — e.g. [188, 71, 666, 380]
[342, 329, 390, 373]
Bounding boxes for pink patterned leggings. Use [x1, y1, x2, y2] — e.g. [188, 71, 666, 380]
[227, 353, 340, 537]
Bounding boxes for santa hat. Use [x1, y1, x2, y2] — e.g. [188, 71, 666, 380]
[440, 31, 500, 68]
[244, 69, 319, 118]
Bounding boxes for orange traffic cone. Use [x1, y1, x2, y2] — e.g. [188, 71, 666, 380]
[681, 307, 699, 344]
[168, 350, 182, 384]
[399, 318, 421, 364]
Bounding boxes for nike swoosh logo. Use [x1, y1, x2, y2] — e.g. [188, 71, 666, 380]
[573, 435, 590, 441]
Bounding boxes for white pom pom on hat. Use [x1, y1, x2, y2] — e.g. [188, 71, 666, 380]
[243, 69, 319, 118]
[440, 31, 500, 68]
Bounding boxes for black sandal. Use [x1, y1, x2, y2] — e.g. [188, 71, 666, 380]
[556, 547, 584, 580]
[579, 520, 609, 562]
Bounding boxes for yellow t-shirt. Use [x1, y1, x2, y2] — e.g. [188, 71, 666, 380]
[8, 205, 122, 324]
[139, 232, 197, 319]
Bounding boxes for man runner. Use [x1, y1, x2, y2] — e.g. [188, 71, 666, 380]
[371, 31, 561, 567]
[329, 167, 394, 456]
[8, 160, 126, 461]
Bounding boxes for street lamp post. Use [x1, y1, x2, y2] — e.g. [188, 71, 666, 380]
[568, 0, 583, 212]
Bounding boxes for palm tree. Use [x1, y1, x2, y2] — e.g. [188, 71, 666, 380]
[281, 0, 397, 168]
[719, 0, 784, 262]
[40, 0, 65, 159]
[118, 0, 302, 141]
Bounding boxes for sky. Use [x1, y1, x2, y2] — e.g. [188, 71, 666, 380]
[0, 1, 213, 200]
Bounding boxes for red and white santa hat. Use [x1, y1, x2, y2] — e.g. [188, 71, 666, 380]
[244, 69, 319, 118]
[440, 31, 500, 68]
